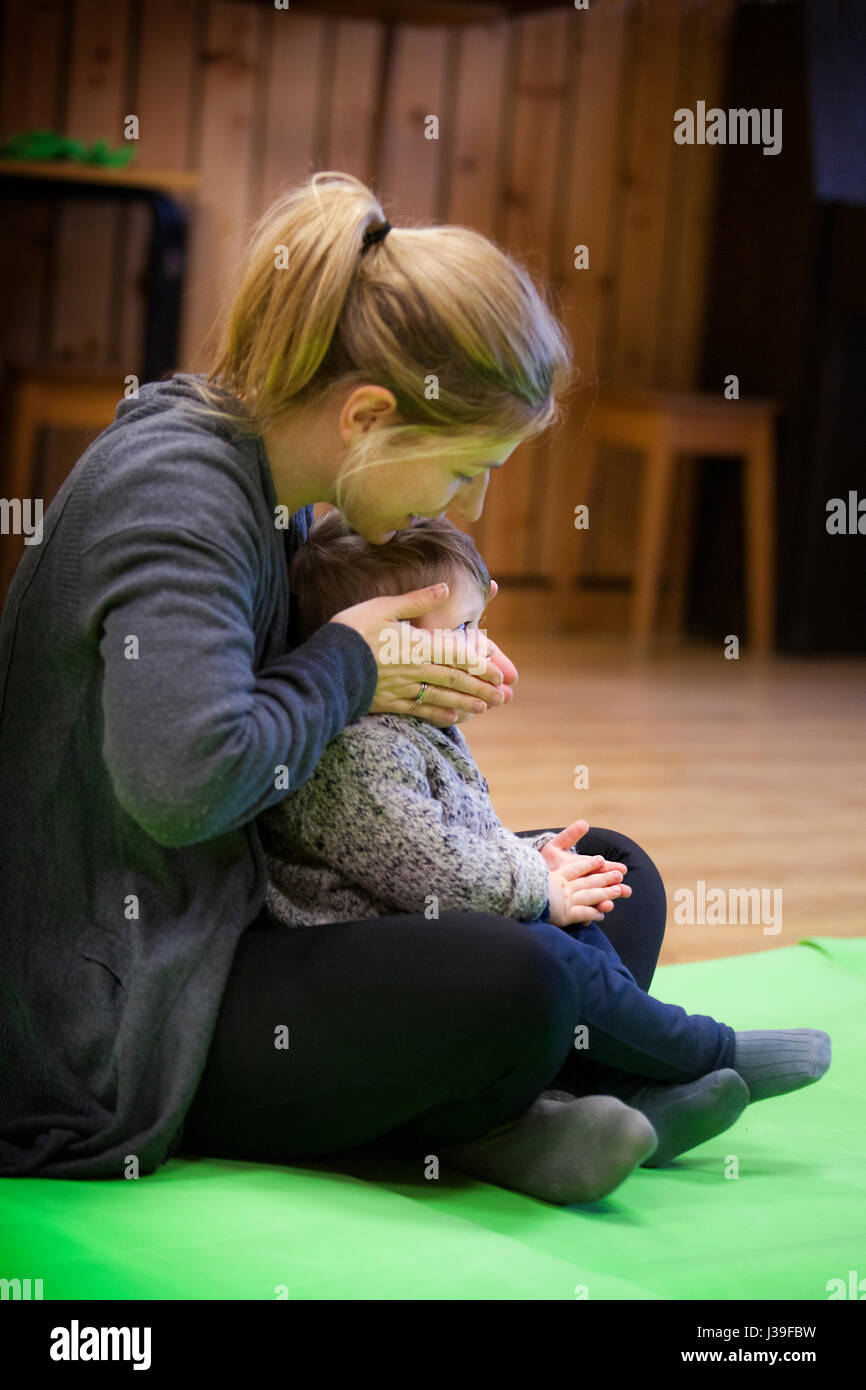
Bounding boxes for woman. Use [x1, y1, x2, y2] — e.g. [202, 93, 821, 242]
[0, 171, 674, 1203]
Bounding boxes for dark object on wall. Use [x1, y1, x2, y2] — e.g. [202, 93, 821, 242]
[0, 170, 186, 387]
[690, 0, 866, 653]
[805, 0, 866, 205]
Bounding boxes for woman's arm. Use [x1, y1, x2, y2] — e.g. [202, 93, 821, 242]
[80, 521, 378, 849]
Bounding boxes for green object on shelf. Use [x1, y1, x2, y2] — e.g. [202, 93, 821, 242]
[0, 129, 136, 169]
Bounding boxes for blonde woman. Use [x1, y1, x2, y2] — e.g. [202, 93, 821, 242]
[0, 173, 827, 1205]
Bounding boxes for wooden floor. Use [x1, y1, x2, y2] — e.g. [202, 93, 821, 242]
[462, 637, 866, 966]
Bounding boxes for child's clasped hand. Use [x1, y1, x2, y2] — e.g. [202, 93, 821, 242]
[546, 860, 631, 927]
[539, 818, 632, 927]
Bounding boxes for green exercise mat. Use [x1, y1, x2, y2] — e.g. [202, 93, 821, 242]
[1, 936, 862, 1300]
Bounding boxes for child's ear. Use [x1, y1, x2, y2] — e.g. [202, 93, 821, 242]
[488, 579, 499, 600]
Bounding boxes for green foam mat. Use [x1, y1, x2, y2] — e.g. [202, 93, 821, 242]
[1, 937, 863, 1300]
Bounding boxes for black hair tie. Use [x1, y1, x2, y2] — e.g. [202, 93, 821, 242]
[361, 220, 391, 251]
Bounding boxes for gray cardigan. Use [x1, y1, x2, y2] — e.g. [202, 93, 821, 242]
[260, 714, 556, 924]
[0, 373, 378, 1177]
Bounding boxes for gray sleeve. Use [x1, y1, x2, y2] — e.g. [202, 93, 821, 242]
[78, 520, 377, 850]
[263, 723, 551, 920]
[527, 830, 558, 851]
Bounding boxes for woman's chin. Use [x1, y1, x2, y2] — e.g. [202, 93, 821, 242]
[351, 521, 395, 544]
[359, 517, 414, 544]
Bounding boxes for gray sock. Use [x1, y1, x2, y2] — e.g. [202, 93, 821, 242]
[733, 1029, 831, 1101]
[438, 1094, 658, 1206]
[544, 1069, 750, 1168]
[623, 1068, 750, 1167]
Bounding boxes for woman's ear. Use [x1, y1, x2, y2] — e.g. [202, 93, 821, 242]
[488, 579, 499, 600]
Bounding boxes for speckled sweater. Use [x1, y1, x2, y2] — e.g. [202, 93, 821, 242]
[258, 712, 557, 925]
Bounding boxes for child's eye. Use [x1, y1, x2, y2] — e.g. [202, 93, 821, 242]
[455, 473, 474, 483]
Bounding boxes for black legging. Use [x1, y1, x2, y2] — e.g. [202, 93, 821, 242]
[177, 827, 733, 1163]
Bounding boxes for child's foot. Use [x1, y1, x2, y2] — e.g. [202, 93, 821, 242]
[732, 1029, 831, 1101]
[439, 1095, 658, 1205]
[626, 1068, 749, 1167]
[545, 1068, 750, 1168]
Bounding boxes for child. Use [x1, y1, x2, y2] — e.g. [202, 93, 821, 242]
[259, 509, 831, 1181]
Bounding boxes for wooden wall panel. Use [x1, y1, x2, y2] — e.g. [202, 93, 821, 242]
[481, 8, 571, 579]
[50, 0, 132, 365]
[612, 0, 683, 386]
[658, 0, 737, 390]
[116, 0, 200, 374]
[448, 18, 507, 239]
[0, 0, 64, 133]
[0, 0, 65, 366]
[445, 16, 509, 561]
[254, 11, 326, 216]
[326, 19, 386, 184]
[537, 0, 629, 596]
[179, 0, 259, 371]
[378, 24, 449, 223]
[559, 0, 628, 406]
[0, 0, 740, 631]
[135, 0, 198, 172]
[556, 0, 682, 594]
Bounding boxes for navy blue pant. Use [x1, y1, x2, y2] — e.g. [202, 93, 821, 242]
[177, 827, 736, 1164]
[518, 827, 735, 1099]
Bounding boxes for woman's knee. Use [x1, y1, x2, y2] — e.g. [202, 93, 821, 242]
[438, 912, 580, 1050]
[583, 826, 666, 897]
[581, 825, 655, 865]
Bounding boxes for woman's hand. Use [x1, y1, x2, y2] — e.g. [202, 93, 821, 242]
[547, 861, 632, 927]
[329, 583, 514, 730]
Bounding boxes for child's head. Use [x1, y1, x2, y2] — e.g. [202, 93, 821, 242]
[290, 508, 491, 644]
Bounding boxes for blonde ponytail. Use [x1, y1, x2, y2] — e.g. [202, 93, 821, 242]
[183, 170, 576, 512]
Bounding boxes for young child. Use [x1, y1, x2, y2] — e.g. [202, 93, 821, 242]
[259, 509, 831, 1179]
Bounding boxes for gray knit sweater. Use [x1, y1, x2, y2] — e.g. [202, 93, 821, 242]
[259, 712, 556, 925]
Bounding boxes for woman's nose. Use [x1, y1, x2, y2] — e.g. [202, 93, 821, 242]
[451, 472, 489, 522]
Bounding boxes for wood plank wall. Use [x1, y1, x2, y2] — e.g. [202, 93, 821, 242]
[0, 0, 737, 618]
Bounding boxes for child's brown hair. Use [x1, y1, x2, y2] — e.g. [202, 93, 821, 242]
[291, 508, 491, 643]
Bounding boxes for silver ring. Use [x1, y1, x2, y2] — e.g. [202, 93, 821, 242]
[414, 682, 428, 705]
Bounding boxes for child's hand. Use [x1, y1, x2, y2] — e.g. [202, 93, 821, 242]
[546, 863, 631, 928]
[539, 819, 628, 882]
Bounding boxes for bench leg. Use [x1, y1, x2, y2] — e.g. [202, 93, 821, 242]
[744, 419, 776, 655]
[549, 412, 598, 627]
[661, 454, 696, 641]
[631, 428, 675, 653]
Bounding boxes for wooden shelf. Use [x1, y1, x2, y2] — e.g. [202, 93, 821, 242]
[282, 0, 574, 19]
[0, 159, 199, 195]
[285, 0, 509, 21]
